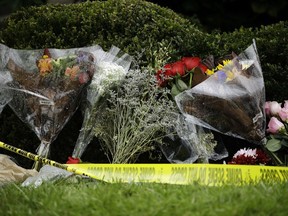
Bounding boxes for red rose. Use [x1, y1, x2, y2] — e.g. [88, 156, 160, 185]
[163, 63, 173, 76]
[181, 57, 201, 71]
[198, 63, 208, 74]
[66, 156, 81, 164]
[171, 61, 186, 76]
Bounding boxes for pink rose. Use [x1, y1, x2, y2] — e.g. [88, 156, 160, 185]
[267, 117, 284, 134]
[269, 101, 281, 116]
[265, 101, 271, 116]
[279, 108, 288, 122]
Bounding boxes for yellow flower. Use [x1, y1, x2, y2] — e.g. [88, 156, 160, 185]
[216, 60, 231, 71]
[205, 68, 215, 75]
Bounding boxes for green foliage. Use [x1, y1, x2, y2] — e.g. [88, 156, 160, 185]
[1, 181, 288, 216]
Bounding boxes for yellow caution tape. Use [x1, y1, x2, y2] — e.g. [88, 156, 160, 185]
[0, 141, 103, 181]
[67, 163, 288, 186]
[1, 141, 288, 186]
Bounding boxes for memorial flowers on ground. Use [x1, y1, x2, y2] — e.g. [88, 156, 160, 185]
[155, 55, 230, 163]
[0, 44, 99, 169]
[69, 46, 133, 163]
[175, 41, 266, 144]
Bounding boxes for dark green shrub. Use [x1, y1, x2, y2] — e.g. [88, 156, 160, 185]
[0, 0, 209, 65]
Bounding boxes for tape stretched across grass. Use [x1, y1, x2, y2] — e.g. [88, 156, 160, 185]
[1, 141, 288, 186]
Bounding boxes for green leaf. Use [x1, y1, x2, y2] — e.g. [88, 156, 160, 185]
[171, 84, 182, 98]
[265, 138, 282, 152]
[280, 139, 288, 148]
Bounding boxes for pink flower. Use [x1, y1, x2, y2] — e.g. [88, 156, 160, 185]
[78, 72, 89, 84]
[265, 101, 271, 116]
[279, 107, 288, 122]
[267, 117, 284, 134]
[269, 101, 282, 116]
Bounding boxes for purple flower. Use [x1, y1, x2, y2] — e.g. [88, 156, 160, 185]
[216, 71, 227, 82]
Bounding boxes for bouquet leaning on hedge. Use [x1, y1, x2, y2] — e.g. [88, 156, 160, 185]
[0, 44, 101, 169]
[69, 46, 133, 163]
[175, 40, 266, 144]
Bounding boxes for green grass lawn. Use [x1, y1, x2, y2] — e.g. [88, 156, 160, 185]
[1, 180, 288, 216]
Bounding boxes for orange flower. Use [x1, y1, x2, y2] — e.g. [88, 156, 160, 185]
[38, 58, 53, 76]
[65, 65, 80, 81]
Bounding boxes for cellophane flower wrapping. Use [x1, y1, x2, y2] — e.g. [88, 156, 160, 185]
[0, 43, 101, 160]
[175, 41, 266, 145]
[0, 45, 13, 113]
[160, 114, 228, 163]
[71, 46, 132, 160]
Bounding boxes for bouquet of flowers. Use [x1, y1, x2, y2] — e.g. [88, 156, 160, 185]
[68, 46, 133, 163]
[0, 44, 100, 168]
[156, 54, 229, 163]
[175, 41, 266, 144]
[265, 100, 288, 165]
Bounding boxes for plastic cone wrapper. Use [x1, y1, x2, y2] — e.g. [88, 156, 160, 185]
[175, 41, 266, 144]
[0, 43, 102, 159]
[69, 46, 132, 162]
[0, 44, 13, 113]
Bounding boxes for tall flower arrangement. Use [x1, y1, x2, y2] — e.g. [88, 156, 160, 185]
[68, 46, 132, 163]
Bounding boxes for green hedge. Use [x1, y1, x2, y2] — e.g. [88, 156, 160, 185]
[0, 0, 209, 64]
[0, 0, 287, 167]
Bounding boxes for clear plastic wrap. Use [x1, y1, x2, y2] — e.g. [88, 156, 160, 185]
[0, 44, 101, 164]
[0, 44, 13, 113]
[175, 41, 265, 144]
[159, 113, 228, 163]
[70, 46, 132, 161]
